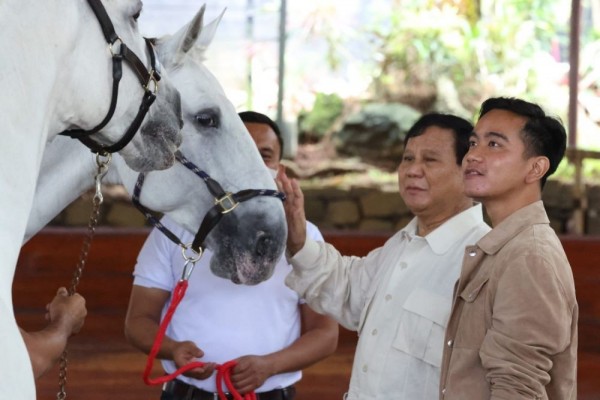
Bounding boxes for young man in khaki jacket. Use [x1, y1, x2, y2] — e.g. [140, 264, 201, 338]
[440, 97, 578, 399]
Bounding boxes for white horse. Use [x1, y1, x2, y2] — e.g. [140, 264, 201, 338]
[1, 1, 185, 397]
[26, 0, 286, 349]
[27, 5, 286, 281]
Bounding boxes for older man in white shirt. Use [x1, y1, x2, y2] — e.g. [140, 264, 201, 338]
[277, 113, 491, 400]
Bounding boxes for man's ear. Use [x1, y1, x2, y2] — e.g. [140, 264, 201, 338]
[525, 156, 550, 184]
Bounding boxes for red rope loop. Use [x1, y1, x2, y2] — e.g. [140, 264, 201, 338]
[142, 280, 256, 400]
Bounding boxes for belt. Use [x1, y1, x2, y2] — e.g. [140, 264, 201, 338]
[162, 379, 296, 400]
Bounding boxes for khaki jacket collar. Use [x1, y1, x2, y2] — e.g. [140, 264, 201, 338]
[478, 200, 549, 255]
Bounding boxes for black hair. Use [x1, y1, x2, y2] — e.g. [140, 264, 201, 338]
[403, 113, 474, 165]
[479, 97, 567, 188]
[238, 111, 284, 160]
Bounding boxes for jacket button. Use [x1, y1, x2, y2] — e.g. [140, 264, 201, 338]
[447, 339, 453, 347]
[469, 250, 477, 256]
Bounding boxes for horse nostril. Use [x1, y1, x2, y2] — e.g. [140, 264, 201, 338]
[255, 235, 272, 257]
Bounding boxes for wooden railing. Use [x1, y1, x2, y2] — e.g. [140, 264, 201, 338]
[13, 227, 600, 399]
[15, 227, 600, 350]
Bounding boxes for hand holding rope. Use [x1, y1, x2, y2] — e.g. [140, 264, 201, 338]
[142, 256, 256, 400]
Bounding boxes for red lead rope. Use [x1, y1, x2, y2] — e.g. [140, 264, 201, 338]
[142, 280, 257, 400]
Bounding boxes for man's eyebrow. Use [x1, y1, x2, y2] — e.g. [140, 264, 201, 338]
[485, 131, 509, 142]
[422, 148, 442, 157]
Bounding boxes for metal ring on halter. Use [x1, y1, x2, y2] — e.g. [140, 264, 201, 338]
[95, 152, 112, 170]
[108, 37, 123, 56]
[215, 192, 239, 214]
[93, 153, 112, 204]
[180, 245, 202, 281]
[145, 70, 159, 94]
[181, 243, 203, 263]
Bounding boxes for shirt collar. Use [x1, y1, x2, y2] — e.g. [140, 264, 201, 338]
[400, 217, 419, 241]
[400, 203, 486, 255]
[478, 200, 549, 255]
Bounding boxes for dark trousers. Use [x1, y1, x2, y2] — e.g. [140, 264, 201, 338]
[161, 380, 296, 400]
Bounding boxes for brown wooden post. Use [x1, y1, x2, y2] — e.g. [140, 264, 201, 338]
[568, 0, 584, 234]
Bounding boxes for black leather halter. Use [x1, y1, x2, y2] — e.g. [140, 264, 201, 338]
[58, 0, 161, 154]
[131, 151, 286, 256]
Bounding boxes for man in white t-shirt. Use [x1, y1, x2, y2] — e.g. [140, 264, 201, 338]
[124, 111, 338, 400]
[277, 113, 491, 399]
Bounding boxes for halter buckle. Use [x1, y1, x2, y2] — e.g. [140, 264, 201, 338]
[215, 192, 238, 214]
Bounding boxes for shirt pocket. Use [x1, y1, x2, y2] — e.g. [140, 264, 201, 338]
[459, 275, 488, 303]
[456, 276, 489, 347]
[392, 288, 450, 367]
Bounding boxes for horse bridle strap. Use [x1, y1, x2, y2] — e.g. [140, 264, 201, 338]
[131, 151, 286, 255]
[86, 0, 119, 43]
[58, 0, 161, 154]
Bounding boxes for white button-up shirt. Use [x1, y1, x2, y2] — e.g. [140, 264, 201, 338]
[286, 204, 490, 400]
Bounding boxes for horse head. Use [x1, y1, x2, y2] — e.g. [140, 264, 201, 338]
[114, 6, 287, 284]
[62, 0, 183, 172]
[27, 5, 287, 285]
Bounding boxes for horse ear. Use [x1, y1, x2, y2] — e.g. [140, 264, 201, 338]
[154, 4, 207, 68]
[195, 8, 226, 54]
[179, 4, 208, 55]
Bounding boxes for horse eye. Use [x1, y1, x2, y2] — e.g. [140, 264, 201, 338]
[132, 9, 141, 22]
[195, 113, 219, 128]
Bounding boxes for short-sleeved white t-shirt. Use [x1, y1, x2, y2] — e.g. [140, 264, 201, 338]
[133, 215, 323, 392]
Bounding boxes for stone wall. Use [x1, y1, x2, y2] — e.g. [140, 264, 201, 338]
[302, 178, 580, 234]
[48, 179, 600, 235]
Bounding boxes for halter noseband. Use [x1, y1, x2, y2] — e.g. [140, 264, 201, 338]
[58, 0, 161, 154]
[132, 151, 286, 256]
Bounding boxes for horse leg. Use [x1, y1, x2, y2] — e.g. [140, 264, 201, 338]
[0, 129, 47, 399]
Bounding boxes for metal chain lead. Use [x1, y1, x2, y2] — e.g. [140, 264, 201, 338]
[56, 153, 111, 400]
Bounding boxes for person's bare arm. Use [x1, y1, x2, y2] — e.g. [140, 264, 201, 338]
[20, 287, 86, 379]
[230, 304, 338, 394]
[124, 285, 215, 379]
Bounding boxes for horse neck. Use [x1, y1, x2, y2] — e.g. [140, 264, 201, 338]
[0, 2, 86, 138]
[24, 137, 125, 242]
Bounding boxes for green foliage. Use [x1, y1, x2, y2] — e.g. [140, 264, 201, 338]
[582, 159, 600, 182]
[365, 0, 565, 112]
[298, 92, 345, 142]
[554, 158, 600, 184]
[554, 158, 575, 180]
